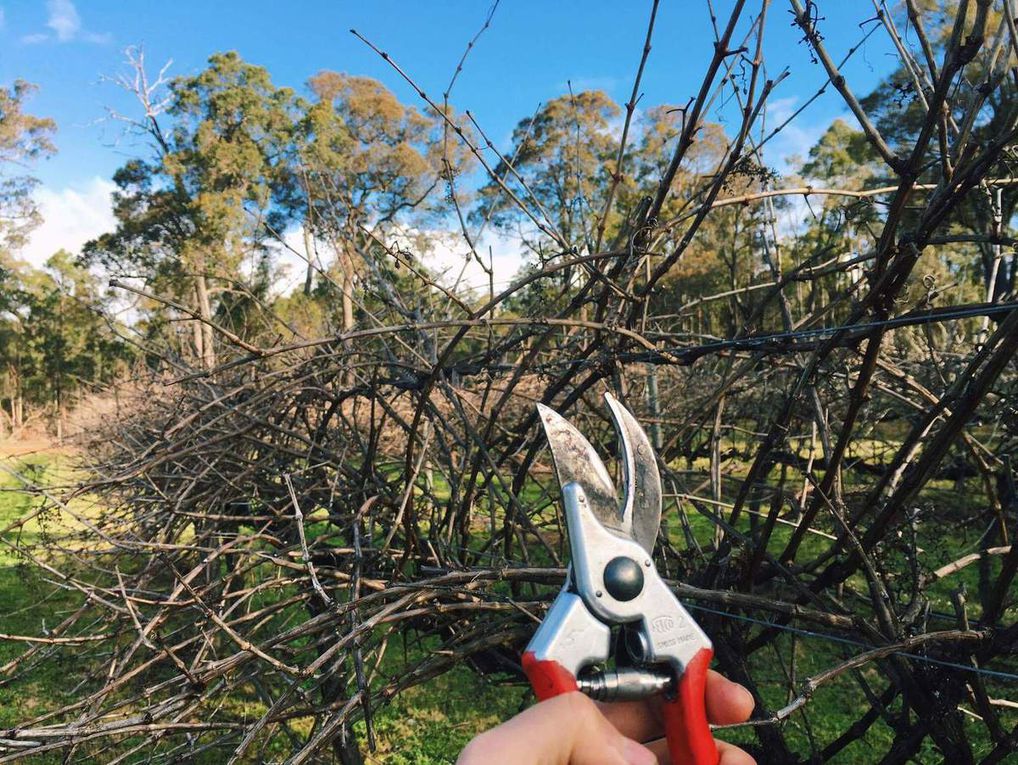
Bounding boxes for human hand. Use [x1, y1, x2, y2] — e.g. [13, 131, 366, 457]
[457, 669, 755, 764]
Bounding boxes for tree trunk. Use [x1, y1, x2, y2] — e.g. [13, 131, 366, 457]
[55, 395, 63, 444]
[192, 309, 205, 367]
[7, 364, 20, 432]
[194, 271, 217, 370]
[303, 224, 315, 297]
[8, 362, 23, 432]
[341, 253, 355, 333]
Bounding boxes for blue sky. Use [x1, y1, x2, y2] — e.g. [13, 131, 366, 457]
[3, 0, 900, 273]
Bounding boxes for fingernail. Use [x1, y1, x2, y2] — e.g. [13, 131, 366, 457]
[621, 738, 656, 765]
[736, 683, 756, 709]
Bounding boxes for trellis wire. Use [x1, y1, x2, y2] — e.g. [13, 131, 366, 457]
[686, 602, 1018, 683]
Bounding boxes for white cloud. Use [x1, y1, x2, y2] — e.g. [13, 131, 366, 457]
[20, 0, 108, 45]
[265, 226, 318, 297]
[416, 228, 525, 294]
[82, 29, 111, 44]
[46, 0, 79, 41]
[22, 177, 116, 267]
[762, 96, 832, 175]
[264, 224, 526, 300]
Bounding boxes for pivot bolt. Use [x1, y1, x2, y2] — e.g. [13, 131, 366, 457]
[603, 556, 644, 601]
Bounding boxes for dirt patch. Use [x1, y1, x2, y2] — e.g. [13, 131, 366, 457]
[0, 436, 62, 459]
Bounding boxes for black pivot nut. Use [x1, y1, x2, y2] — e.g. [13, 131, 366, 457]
[603, 556, 644, 601]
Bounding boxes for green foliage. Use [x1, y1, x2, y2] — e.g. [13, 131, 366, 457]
[0, 251, 133, 426]
[480, 92, 757, 322]
[0, 80, 56, 254]
[473, 90, 620, 254]
[167, 51, 297, 253]
[301, 71, 443, 231]
[800, 119, 877, 187]
[83, 55, 463, 353]
[84, 52, 300, 366]
[859, 4, 1018, 296]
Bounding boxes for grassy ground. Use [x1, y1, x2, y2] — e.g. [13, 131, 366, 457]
[0, 445, 526, 763]
[0, 446, 85, 736]
[356, 666, 526, 764]
[1, 441, 1014, 763]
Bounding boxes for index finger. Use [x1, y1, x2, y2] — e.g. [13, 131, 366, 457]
[599, 670, 755, 743]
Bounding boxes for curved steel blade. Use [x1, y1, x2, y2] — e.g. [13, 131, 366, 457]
[536, 404, 621, 534]
[604, 392, 662, 554]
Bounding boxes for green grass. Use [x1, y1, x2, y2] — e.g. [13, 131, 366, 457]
[1, 456, 49, 563]
[1, 447, 1015, 763]
[356, 664, 526, 764]
[0, 451, 524, 763]
[0, 450, 85, 737]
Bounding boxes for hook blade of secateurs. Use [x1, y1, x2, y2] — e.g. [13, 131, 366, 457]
[536, 403, 622, 534]
[604, 392, 662, 555]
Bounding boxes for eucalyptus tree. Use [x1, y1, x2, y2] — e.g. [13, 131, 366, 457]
[0, 251, 131, 435]
[85, 51, 297, 368]
[0, 80, 55, 254]
[481, 92, 754, 333]
[473, 90, 621, 261]
[0, 80, 55, 430]
[860, 2, 1018, 297]
[291, 71, 453, 333]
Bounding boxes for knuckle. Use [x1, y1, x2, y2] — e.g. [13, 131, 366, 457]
[557, 690, 601, 727]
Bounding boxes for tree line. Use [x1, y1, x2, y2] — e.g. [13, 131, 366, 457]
[0, 82, 131, 436]
[3, 25, 1013, 432]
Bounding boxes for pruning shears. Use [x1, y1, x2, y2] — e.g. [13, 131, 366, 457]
[523, 393, 718, 765]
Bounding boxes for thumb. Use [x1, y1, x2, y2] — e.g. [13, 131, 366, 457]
[458, 692, 656, 765]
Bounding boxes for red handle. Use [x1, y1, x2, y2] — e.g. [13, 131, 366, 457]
[522, 651, 579, 700]
[662, 648, 718, 765]
[524, 648, 718, 765]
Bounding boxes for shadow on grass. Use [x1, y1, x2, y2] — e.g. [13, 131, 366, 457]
[0, 563, 81, 734]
